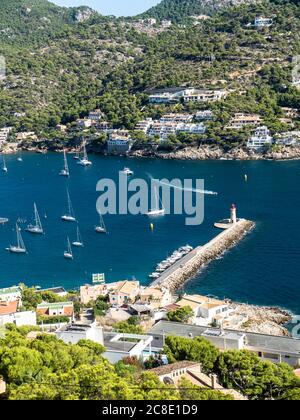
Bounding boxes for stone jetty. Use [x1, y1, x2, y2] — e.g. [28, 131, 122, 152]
[151, 219, 255, 292]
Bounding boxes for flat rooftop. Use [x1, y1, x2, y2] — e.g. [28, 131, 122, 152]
[149, 321, 300, 355]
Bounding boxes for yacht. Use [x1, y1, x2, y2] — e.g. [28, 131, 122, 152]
[72, 227, 84, 247]
[64, 237, 73, 259]
[121, 167, 134, 176]
[77, 143, 92, 166]
[59, 150, 70, 177]
[7, 224, 27, 254]
[26, 203, 44, 234]
[61, 189, 77, 222]
[146, 185, 165, 216]
[2, 155, 7, 173]
[95, 211, 107, 234]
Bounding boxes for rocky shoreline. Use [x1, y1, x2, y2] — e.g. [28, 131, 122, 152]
[225, 302, 292, 337]
[130, 145, 300, 161]
[2, 143, 300, 161]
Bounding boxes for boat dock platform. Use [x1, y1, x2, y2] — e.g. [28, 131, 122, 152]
[150, 219, 255, 292]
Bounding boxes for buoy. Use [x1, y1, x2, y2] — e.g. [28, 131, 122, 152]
[150, 223, 154, 232]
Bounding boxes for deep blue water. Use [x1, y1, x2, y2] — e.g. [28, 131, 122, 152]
[0, 153, 299, 314]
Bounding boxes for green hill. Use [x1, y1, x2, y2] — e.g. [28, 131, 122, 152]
[141, 0, 259, 22]
[0, 0, 299, 145]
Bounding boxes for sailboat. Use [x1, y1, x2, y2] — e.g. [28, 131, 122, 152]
[59, 150, 70, 177]
[61, 190, 77, 222]
[72, 226, 84, 247]
[146, 185, 165, 216]
[26, 203, 44, 234]
[6, 224, 27, 253]
[73, 147, 80, 160]
[17, 154, 23, 162]
[77, 142, 92, 166]
[64, 237, 73, 259]
[2, 155, 7, 173]
[95, 211, 107, 234]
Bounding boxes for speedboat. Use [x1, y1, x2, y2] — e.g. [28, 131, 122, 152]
[121, 167, 134, 176]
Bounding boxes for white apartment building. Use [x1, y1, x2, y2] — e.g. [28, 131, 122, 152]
[195, 110, 214, 121]
[160, 113, 193, 123]
[0, 127, 12, 144]
[247, 126, 273, 150]
[226, 113, 262, 129]
[183, 89, 227, 103]
[88, 109, 103, 122]
[0, 310, 36, 327]
[0, 286, 22, 303]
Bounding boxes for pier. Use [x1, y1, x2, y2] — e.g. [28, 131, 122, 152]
[151, 218, 255, 292]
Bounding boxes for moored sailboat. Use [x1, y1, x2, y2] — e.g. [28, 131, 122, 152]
[146, 184, 165, 216]
[6, 223, 27, 253]
[95, 211, 107, 234]
[77, 142, 92, 166]
[26, 203, 44, 234]
[61, 189, 77, 222]
[64, 237, 73, 259]
[72, 226, 84, 247]
[59, 150, 70, 177]
[2, 155, 7, 173]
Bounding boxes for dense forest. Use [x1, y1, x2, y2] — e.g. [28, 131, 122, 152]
[0, 0, 300, 148]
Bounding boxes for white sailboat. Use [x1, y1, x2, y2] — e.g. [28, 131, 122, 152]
[64, 237, 73, 259]
[2, 155, 7, 173]
[77, 143, 92, 166]
[146, 185, 165, 216]
[73, 147, 80, 160]
[6, 224, 27, 253]
[72, 226, 84, 247]
[95, 211, 107, 234]
[59, 150, 70, 177]
[61, 190, 77, 222]
[26, 203, 44, 234]
[17, 154, 23, 162]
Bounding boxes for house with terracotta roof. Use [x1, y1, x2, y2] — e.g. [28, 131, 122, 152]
[149, 361, 247, 400]
[109, 281, 140, 306]
[139, 287, 173, 309]
[36, 302, 74, 318]
[0, 300, 19, 316]
[80, 284, 110, 305]
[176, 294, 232, 326]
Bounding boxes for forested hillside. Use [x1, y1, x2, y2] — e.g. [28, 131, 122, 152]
[141, 0, 259, 22]
[0, 0, 299, 147]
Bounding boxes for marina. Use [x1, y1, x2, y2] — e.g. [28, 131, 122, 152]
[150, 218, 254, 291]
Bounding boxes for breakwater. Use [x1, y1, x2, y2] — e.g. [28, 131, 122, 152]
[151, 219, 255, 292]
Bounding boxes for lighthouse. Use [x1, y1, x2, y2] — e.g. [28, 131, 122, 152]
[230, 204, 237, 224]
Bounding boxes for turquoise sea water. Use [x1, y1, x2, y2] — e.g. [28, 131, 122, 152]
[0, 153, 299, 314]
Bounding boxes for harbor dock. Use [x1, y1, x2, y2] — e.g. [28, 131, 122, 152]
[151, 218, 255, 292]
